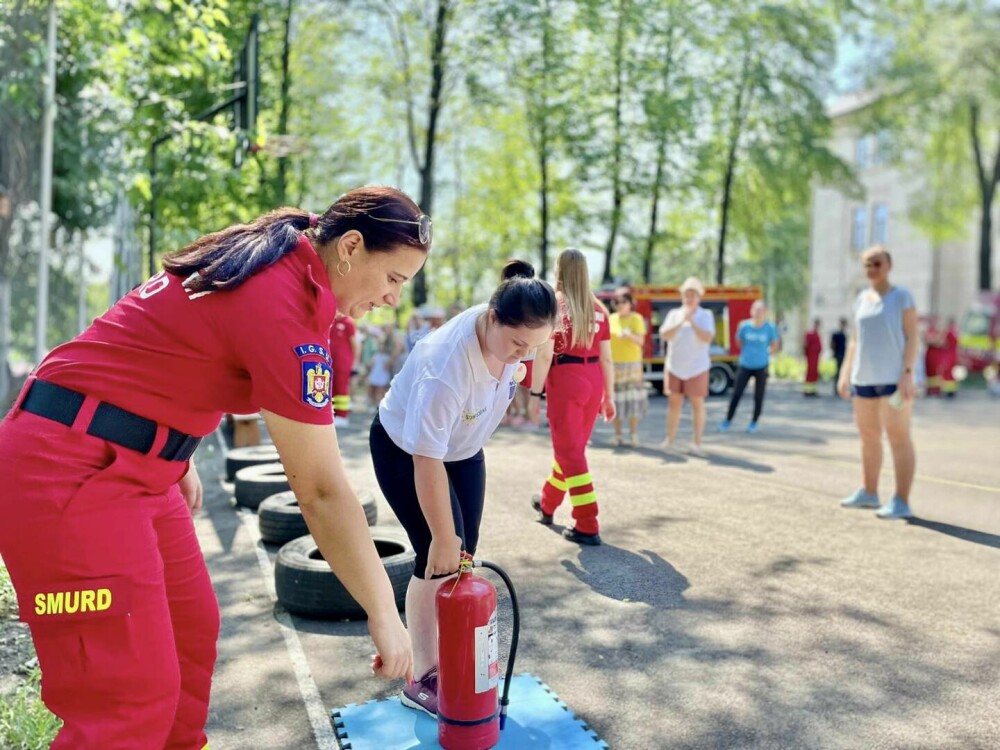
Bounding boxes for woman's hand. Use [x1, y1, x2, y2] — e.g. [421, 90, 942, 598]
[837, 377, 851, 400]
[898, 371, 917, 401]
[528, 394, 542, 423]
[601, 396, 617, 422]
[368, 612, 413, 682]
[425, 534, 463, 579]
[178, 461, 203, 513]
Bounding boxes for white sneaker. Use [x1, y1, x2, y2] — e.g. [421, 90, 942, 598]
[687, 445, 707, 458]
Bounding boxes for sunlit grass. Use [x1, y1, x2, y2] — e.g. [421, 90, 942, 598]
[0, 567, 62, 749]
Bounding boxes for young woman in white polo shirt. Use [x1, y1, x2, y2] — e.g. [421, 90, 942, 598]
[369, 271, 557, 717]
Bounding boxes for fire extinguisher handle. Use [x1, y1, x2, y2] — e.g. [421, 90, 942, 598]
[474, 560, 519, 731]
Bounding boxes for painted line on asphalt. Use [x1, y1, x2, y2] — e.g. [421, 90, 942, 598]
[238, 508, 339, 750]
[705, 441, 1000, 494]
[782, 451, 1000, 494]
[215, 429, 337, 750]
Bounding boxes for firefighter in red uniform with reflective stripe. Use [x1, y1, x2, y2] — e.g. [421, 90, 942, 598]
[529, 248, 615, 546]
[942, 317, 960, 397]
[329, 312, 359, 424]
[0, 187, 429, 749]
[924, 317, 945, 396]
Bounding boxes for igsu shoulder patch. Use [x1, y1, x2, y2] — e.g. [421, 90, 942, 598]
[295, 343, 333, 408]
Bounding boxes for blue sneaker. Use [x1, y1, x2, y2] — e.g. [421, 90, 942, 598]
[746, 422, 759, 434]
[876, 496, 913, 520]
[718, 420, 732, 432]
[840, 488, 880, 509]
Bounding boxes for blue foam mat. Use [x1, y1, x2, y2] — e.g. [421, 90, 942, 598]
[330, 673, 607, 749]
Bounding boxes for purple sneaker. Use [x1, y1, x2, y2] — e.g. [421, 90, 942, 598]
[401, 668, 438, 717]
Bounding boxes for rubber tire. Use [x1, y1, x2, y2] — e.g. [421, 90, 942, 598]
[274, 529, 414, 619]
[225, 444, 281, 481]
[708, 364, 734, 397]
[234, 463, 290, 510]
[258, 489, 379, 545]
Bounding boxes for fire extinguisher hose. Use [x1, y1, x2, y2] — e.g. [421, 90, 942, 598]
[473, 560, 519, 731]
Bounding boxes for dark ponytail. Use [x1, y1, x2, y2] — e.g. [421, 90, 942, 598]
[489, 259, 557, 329]
[163, 208, 311, 293]
[163, 186, 429, 294]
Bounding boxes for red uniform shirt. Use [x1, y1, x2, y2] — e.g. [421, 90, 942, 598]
[552, 298, 611, 358]
[35, 235, 337, 435]
[329, 315, 357, 366]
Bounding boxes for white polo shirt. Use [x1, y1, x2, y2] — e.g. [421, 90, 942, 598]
[378, 304, 517, 461]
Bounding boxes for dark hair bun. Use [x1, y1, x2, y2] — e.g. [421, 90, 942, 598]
[500, 259, 535, 281]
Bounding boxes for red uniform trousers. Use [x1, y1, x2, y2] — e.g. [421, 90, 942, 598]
[538, 361, 603, 535]
[331, 350, 354, 417]
[925, 346, 943, 395]
[0, 398, 218, 750]
[803, 332, 821, 394]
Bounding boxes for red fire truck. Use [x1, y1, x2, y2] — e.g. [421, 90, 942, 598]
[958, 291, 1000, 374]
[598, 284, 763, 396]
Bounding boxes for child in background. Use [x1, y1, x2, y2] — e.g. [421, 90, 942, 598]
[367, 335, 394, 408]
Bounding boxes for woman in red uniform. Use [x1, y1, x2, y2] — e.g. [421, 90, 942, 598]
[529, 248, 615, 546]
[0, 186, 429, 749]
[330, 312, 360, 424]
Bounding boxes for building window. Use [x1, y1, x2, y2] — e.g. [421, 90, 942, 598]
[851, 207, 868, 251]
[872, 203, 888, 244]
[874, 130, 892, 165]
[855, 136, 870, 168]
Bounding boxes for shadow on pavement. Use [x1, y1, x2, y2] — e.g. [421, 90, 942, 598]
[906, 518, 1000, 549]
[703, 451, 774, 473]
[561, 545, 690, 608]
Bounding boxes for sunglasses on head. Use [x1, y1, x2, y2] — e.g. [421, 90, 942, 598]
[368, 213, 432, 245]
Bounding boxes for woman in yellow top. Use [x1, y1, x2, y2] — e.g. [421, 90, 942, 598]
[609, 291, 649, 446]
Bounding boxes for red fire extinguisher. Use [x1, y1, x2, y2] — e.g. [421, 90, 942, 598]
[437, 559, 520, 750]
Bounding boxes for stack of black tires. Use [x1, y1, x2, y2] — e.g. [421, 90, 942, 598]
[224, 444, 414, 620]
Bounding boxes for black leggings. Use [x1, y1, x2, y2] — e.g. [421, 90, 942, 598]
[726, 366, 769, 423]
[369, 414, 486, 579]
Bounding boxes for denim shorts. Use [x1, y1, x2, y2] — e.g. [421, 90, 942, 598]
[851, 384, 897, 398]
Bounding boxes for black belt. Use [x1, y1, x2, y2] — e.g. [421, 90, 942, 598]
[20, 379, 201, 462]
[554, 354, 599, 365]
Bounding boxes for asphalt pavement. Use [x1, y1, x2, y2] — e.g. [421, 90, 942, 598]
[197, 381, 1000, 749]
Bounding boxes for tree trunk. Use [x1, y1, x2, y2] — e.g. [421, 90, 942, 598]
[412, 0, 451, 308]
[643, 145, 665, 283]
[537, 0, 552, 280]
[601, 0, 628, 284]
[979, 187, 994, 292]
[275, 0, 295, 206]
[716, 61, 751, 286]
[539, 138, 550, 279]
[642, 16, 676, 284]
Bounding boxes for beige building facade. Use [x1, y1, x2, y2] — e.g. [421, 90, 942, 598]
[809, 91, 1000, 335]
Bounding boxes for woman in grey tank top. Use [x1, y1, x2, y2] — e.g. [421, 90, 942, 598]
[836, 245, 919, 520]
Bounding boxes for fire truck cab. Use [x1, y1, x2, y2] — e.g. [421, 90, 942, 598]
[599, 284, 763, 396]
[958, 291, 1000, 373]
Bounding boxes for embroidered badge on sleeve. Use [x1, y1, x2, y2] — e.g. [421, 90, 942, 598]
[295, 343, 333, 408]
[302, 361, 332, 408]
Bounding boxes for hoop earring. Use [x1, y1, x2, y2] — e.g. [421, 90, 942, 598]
[336, 259, 351, 277]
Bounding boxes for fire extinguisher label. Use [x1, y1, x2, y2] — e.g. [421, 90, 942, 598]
[474, 608, 499, 694]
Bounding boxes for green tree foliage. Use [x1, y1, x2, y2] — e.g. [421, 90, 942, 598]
[703, 1, 852, 285]
[866, 0, 1000, 291]
[5, 0, 907, 359]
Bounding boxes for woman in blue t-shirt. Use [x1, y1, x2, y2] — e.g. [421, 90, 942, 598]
[837, 245, 918, 520]
[719, 300, 780, 433]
